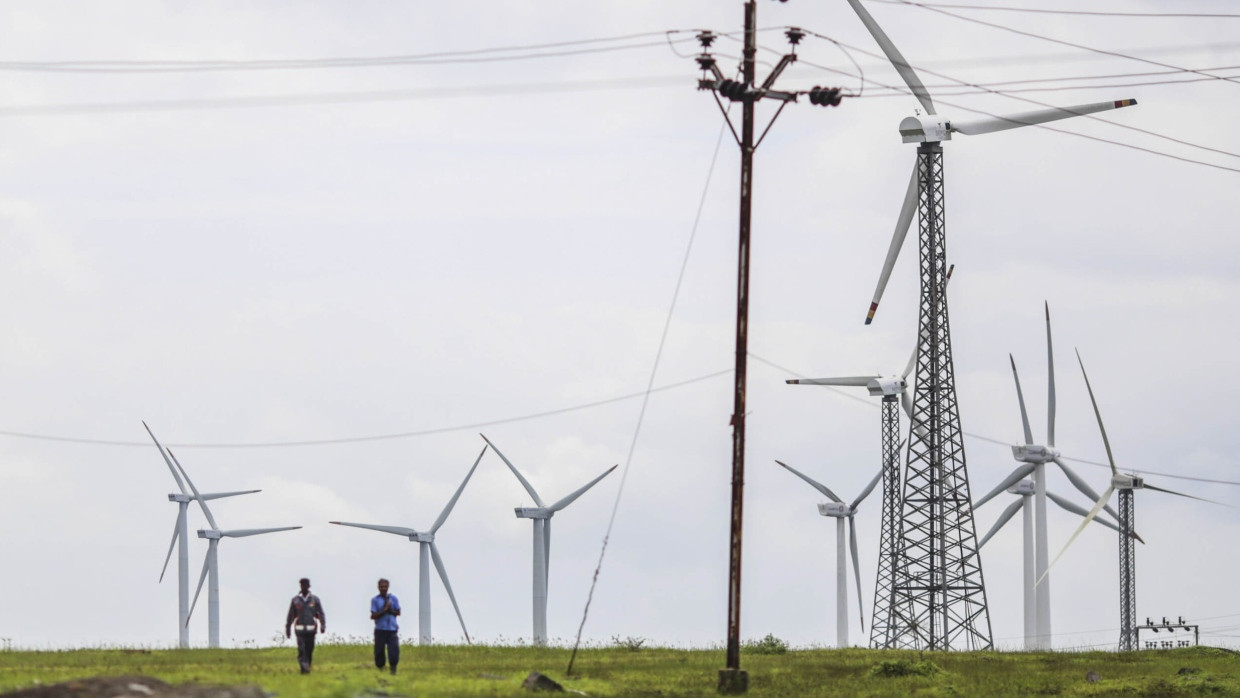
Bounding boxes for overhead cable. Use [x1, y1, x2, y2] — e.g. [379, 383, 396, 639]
[867, 0, 1240, 19]
[885, 0, 1240, 87]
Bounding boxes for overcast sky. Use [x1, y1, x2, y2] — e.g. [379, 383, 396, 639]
[0, 0, 1236, 654]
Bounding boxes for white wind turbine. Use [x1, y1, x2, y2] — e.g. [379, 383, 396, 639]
[174, 450, 301, 648]
[843, 0, 1137, 326]
[775, 459, 883, 648]
[973, 303, 1126, 648]
[330, 445, 487, 645]
[1042, 349, 1220, 650]
[481, 434, 617, 646]
[144, 422, 259, 649]
[973, 478, 1123, 649]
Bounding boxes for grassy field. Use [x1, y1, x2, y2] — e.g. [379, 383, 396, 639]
[1, 642, 1238, 697]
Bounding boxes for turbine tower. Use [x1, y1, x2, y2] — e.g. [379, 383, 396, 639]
[481, 434, 617, 646]
[775, 460, 882, 647]
[985, 303, 1124, 647]
[173, 450, 300, 648]
[974, 479, 1122, 648]
[144, 422, 257, 649]
[844, 0, 1137, 650]
[330, 445, 487, 644]
[1044, 350, 1215, 651]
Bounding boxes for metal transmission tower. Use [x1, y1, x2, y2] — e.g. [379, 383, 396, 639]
[843, 0, 1137, 650]
[692, 4, 844, 692]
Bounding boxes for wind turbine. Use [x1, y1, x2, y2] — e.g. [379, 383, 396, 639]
[1043, 349, 1217, 651]
[974, 478, 1123, 649]
[330, 445, 487, 645]
[844, 0, 1137, 649]
[174, 450, 300, 648]
[481, 434, 617, 646]
[775, 460, 882, 648]
[978, 303, 1125, 648]
[144, 422, 258, 649]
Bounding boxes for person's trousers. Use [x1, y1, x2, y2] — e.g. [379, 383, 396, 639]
[374, 629, 400, 669]
[296, 631, 317, 671]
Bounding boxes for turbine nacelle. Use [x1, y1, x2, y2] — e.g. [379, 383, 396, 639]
[408, 531, 434, 543]
[1114, 473, 1144, 490]
[515, 507, 552, 520]
[197, 529, 222, 540]
[818, 502, 853, 518]
[900, 115, 951, 144]
[1007, 479, 1036, 496]
[868, 376, 907, 397]
[1012, 444, 1060, 464]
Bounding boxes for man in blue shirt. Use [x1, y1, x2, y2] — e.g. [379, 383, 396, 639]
[370, 578, 401, 674]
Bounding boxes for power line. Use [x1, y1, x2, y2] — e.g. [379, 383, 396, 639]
[867, 0, 1240, 20]
[795, 33, 1240, 170]
[0, 369, 731, 449]
[885, 0, 1240, 87]
[0, 75, 688, 117]
[0, 31, 702, 73]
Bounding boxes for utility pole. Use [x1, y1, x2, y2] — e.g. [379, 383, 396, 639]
[694, 3, 844, 692]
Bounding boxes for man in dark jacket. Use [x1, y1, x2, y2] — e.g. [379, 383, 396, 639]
[286, 577, 326, 674]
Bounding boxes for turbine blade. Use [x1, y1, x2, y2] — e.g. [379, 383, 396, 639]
[978, 498, 1024, 550]
[220, 526, 301, 538]
[1010, 355, 1034, 446]
[844, 0, 936, 115]
[851, 467, 884, 509]
[1046, 491, 1121, 535]
[902, 340, 918, 380]
[1075, 350, 1119, 476]
[848, 516, 865, 633]
[1039, 485, 1115, 586]
[159, 511, 182, 583]
[187, 553, 210, 625]
[480, 434, 545, 508]
[974, 463, 1036, 509]
[143, 421, 187, 495]
[900, 389, 913, 422]
[548, 465, 618, 513]
[1052, 458, 1121, 523]
[1045, 302, 1056, 448]
[432, 444, 488, 534]
[198, 490, 261, 501]
[1144, 483, 1230, 507]
[329, 521, 419, 537]
[952, 99, 1136, 136]
[168, 449, 217, 530]
[866, 163, 919, 325]
[786, 376, 874, 387]
[430, 542, 471, 644]
[774, 460, 843, 503]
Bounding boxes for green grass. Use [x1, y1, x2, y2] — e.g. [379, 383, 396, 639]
[1, 644, 1238, 697]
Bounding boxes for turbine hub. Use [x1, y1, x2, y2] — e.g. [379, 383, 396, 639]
[515, 507, 552, 519]
[900, 115, 951, 144]
[817, 502, 852, 518]
[198, 529, 222, 540]
[409, 532, 434, 543]
[169, 494, 194, 503]
[1011, 444, 1059, 464]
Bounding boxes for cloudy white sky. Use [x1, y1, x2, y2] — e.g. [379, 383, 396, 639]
[0, 1, 1236, 654]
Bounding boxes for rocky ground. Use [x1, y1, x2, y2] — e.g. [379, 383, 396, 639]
[0, 676, 267, 698]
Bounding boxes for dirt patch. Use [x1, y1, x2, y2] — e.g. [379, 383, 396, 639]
[0, 676, 266, 698]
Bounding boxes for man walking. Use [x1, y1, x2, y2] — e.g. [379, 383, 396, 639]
[285, 577, 326, 674]
[370, 578, 401, 674]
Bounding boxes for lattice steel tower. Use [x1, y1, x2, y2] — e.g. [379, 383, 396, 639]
[871, 395, 908, 648]
[1118, 488, 1137, 651]
[887, 143, 992, 650]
